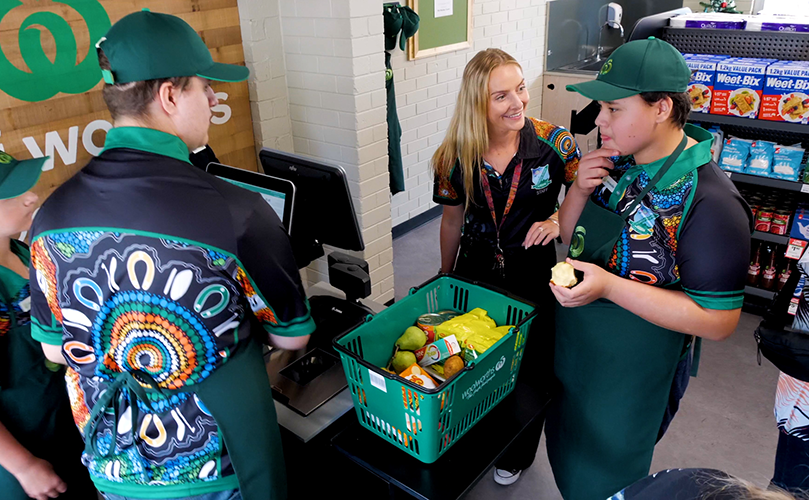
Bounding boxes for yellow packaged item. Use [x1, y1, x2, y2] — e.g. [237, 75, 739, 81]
[434, 308, 513, 354]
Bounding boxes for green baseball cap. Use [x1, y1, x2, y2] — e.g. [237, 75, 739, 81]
[0, 152, 46, 200]
[566, 37, 690, 101]
[97, 10, 249, 85]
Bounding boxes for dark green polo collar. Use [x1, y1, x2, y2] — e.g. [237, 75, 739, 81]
[101, 127, 192, 164]
[609, 124, 712, 211]
[637, 124, 713, 188]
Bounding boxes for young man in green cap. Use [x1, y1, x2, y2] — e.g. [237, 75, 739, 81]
[28, 10, 314, 500]
[0, 152, 97, 500]
[546, 37, 752, 499]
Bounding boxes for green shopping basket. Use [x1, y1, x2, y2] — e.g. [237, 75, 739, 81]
[332, 274, 537, 464]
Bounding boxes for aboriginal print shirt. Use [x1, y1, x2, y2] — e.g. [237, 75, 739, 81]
[28, 127, 315, 495]
[432, 118, 580, 252]
[588, 124, 752, 310]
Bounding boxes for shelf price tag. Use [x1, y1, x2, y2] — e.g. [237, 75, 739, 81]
[789, 297, 800, 316]
[801, 184, 809, 194]
[786, 238, 808, 260]
[725, 171, 733, 179]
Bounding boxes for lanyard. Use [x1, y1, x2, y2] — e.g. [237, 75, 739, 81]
[609, 134, 689, 214]
[479, 159, 523, 274]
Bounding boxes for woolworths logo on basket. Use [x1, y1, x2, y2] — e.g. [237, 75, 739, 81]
[461, 356, 506, 400]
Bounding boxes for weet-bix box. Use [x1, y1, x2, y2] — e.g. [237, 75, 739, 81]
[711, 58, 776, 118]
[685, 56, 728, 113]
[761, 60, 809, 124]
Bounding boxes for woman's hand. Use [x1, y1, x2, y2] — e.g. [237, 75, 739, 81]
[523, 220, 559, 248]
[550, 258, 616, 308]
[15, 457, 67, 500]
[573, 148, 620, 195]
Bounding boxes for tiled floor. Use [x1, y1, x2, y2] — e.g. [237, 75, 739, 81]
[392, 215, 781, 498]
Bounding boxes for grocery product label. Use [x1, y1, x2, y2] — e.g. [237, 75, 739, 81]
[761, 63, 809, 123]
[685, 20, 746, 29]
[712, 59, 772, 118]
[687, 59, 720, 113]
[762, 23, 809, 33]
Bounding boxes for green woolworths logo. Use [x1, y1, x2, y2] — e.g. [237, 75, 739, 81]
[0, 0, 111, 102]
[570, 226, 586, 258]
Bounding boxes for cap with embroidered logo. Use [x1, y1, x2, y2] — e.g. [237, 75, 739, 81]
[566, 37, 690, 101]
[96, 10, 249, 85]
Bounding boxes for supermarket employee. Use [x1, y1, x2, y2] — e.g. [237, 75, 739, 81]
[546, 38, 752, 500]
[29, 11, 314, 500]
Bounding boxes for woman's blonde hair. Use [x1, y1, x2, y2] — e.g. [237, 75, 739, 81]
[431, 49, 523, 210]
[699, 472, 803, 500]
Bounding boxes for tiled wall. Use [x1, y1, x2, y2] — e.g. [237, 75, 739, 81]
[279, 0, 395, 303]
[388, 0, 548, 227]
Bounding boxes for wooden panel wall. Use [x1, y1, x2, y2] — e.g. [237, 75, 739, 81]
[0, 0, 256, 201]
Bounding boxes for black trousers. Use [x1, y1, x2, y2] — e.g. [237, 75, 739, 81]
[454, 243, 555, 471]
[772, 430, 809, 493]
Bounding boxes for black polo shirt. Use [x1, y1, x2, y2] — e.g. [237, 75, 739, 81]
[28, 127, 314, 495]
[432, 117, 580, 252]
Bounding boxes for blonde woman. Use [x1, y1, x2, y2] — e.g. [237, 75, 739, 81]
[607, 468, 801, 500]
[431, 48, 580, 485]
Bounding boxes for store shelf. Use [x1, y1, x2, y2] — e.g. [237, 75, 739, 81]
[725, 172, 806, 192]
[745, 286, 776, 300]
[690, 114, 809, 136]
[752, 231, 790, 245]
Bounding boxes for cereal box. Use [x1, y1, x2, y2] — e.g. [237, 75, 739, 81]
[686, 57, 726, 113]
[761, 61, 809, 124]
[711, 58, 776, 118]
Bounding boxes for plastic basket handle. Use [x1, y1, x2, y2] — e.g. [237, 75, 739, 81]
[512, 308, 539, 334]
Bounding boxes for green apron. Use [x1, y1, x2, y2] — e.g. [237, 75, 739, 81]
[85, 335, 286, 500]
[546, 136, 689, 500]
[0, 241, 95, 499]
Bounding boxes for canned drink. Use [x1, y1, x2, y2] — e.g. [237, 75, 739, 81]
[750, 205, 760, 220]
[437, 310, 460, 322]
[755, 208, 773, 232]
[417, 313, 445, 343]
[771, 211, 791, 235]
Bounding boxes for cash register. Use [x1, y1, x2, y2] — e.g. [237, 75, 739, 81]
[207, 150, 375, 431]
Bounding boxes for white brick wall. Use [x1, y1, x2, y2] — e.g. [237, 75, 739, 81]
[237, 0, 295, 153]
[388, 0, 548, 227]
[281, 0, 395, 304]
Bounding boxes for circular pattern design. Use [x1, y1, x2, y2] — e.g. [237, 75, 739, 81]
[93, 291, 218, 389]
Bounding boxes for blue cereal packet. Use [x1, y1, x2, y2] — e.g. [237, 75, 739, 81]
[746, 140, 776, 177]
[719, 138, 752, 173]
[771, 145, 805, 182]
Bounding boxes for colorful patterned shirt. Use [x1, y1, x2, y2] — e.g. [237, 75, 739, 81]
[775, 250, 809, 439]
[432, 117, 580, 252]
[28, 127, 315, 497]
[589, 124, 751, 310]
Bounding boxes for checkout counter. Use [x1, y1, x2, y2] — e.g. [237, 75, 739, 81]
[208, 150, 555, 499]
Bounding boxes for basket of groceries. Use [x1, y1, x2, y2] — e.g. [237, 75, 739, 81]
[332, 274, 537, 463]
